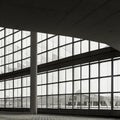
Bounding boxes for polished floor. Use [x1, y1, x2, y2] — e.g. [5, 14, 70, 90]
[0, 113, 119, 120]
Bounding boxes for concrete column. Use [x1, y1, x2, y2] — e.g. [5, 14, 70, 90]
[30, 32, 37, 114]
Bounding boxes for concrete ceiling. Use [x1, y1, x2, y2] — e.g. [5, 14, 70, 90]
[0, 0, 120, 51]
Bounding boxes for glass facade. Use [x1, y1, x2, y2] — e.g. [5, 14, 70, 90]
[0, 76, 30, 108]
[36, 58, 120, 110]
[0, 28, 30, 74]
[37, 33, 109, 64]
[0, 27, 120, 111]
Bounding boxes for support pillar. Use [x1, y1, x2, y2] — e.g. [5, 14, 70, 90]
[30, 32, 37, 114]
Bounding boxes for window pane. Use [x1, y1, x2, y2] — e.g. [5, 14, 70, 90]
[59, 95, 65, 108]
[100, 94, 111, 109]
[90, 79, 98, 92]
[81, 65, 89, 79]
[59, 70, 65, 82]
[14, 51, 21, 61]
[14, 78, 21, 88]
[90, 94, 98, 109]
[114, 76, 120, 92]
[6, 98, 13, 108]
[114, 59, 120, 75]
[53, 71, 58, 83]
[22, 31, 30, 38]
[74, 37, 81, 42]
[48, 71, 57, 83]
[37, 74, 41, 85]
[6, 45, 13, 54]
[6, 28, 13, 36]
[14, 89, 21, 97]
[66, 36, 72, 44]
[48, 72, 52, 83]
[59, 83, 65, 94]
[6, 64, 13, 73]
[38, 41, 46, 53]
[0, 57, 4, 65]
[48, 33, 54, 38]
[0, 48, 4, 57]
[6, 54, 13, 64]
[53, 96, 58, 108]
[48, 49, 58, 62]
[0, 82, 4, 89]
[74, 66, 80, 80]
[22, 87, 30, 97]
[41, 96, 46, 108]
[0, 39, 4, 47]
[74, 42, 80, 55]
[22, 48, 30, 59]
[114, 93, 120, 110]
[73, 94, 80, 109]
[14, 98, 21, 108]
[22, 37, 30, 48]
[66, 44, 72, 57]
[6, 90, 13, 98]
[0, 30, 4, 39]
[22, 58, 30, 68]
[41, 85, 46, 95]
[66, 94, 72, 109]
[14, 31, 21, 42]
[59, 46, 65, 59]
[81, 80, 89, 93]
[48, 96, 53, 108]
[37, 86, 41, 95]
[6, 35, 13, 45]
[37, 96, 42, 108]
[100, 43, 109, 49]
[41, 74, 46, 84]
[14, 61, 21, 70]
[37, 33, 46, 42]
[48, 36, 58, 50]
[37, 85, 46, 96]
[37, 53, 46, 64]
[66, 68, 72, 81]
[48, 85, 53, 95]
[81, 40, 89, 53]
[0, 66, 4, 74]
[74, 81, 81, 93]
[100, 77, 111, 92]
[6, 80, 13, 89]
[90, 41, 98, 51]
[0, 91, 4, 98]
[22, 77, 30, 87]
[59, 36, 66, 46]
[66, 82, 72, 94]
[81, 94, 89, 109]
[14, 41, 21, 51]
[90, 63, 98, 78]
[53, 84, 58, 94]
[48, 84, 58, 95]
[100, 61, 111, 76]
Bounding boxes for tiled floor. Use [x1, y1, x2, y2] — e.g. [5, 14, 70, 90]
[0, 113, 119, 120]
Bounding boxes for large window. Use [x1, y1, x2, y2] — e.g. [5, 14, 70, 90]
[37, 32, 108, 65]
[0, 28, 31, 74]
[1, 27, 120, 112]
